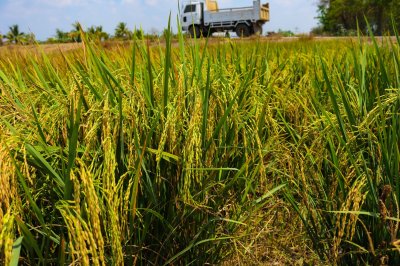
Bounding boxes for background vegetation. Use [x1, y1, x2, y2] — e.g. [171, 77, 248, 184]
[0, 26, 399, 265]
[0, 22, 163, 46]
[317, 0, 400, 35]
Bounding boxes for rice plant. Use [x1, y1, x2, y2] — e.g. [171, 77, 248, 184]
[0, 27, 399, 265]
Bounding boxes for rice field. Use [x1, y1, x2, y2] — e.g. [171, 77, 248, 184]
[0, 29, 399, 265]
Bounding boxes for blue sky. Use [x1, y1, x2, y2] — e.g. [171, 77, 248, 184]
[0, 0, 318, 40]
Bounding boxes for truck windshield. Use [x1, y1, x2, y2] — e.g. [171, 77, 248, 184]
[184, 4, 196, 13]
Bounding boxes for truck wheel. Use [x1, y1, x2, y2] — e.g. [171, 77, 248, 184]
[235, 24, 250, 38]
[188, 25, 201, 38]
[253, 24, 263, 36]
[203, 28, 213, 37]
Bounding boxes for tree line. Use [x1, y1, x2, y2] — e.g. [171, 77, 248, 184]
[317, 0, 400, 35]
[0, 25, 35, 45]
[0, 22, 172, 45]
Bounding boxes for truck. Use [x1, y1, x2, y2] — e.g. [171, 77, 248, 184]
[180, 0, 270, 38]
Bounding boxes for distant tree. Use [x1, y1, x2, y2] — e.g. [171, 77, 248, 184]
[319, 0, 366, 34]
[55, 29, 70, 43]
[277, 29, 294, 37]
[114, 22, 131, 40]
[87, 26, 95, 35]
[310, 25, 325, 36]
[133, 28, 144, 40]
[0, 33, 3, 46]
[46, 37, 57, 44]
[22, 33, 36, 45]
[368, 0, 396, 35]
[317, 0, 400, 35]
[69, 22, 82, 42]
[88, 25, 109, 41]
[6, 24, 25, 44]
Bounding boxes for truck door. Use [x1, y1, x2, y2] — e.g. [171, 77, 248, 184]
[181, 3, 202, 31]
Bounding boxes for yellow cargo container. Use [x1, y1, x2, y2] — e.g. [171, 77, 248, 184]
[206, 0, 219, 12]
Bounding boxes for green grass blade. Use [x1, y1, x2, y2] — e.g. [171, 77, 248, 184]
[25, 144, 64, 190]
[15, 217, 44, 262]
[320, 58, 348, 142]
[10, 236, 23, 266]
[162, 14, 172, 118]
[64, 94, 83, 200]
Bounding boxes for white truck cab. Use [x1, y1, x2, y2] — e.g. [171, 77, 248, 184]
[181, 0, 270, 37]
[181, 2, 203, 31]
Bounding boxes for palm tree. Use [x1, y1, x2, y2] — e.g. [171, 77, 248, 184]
[87, 26, 97, 42]
[6, 24, 25, 44]
[114, 22, 131, 40]
[68, 22, 82, 42]
[87, 25, 109, 41]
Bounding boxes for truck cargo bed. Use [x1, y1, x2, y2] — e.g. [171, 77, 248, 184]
[204, 1, 269, 26]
